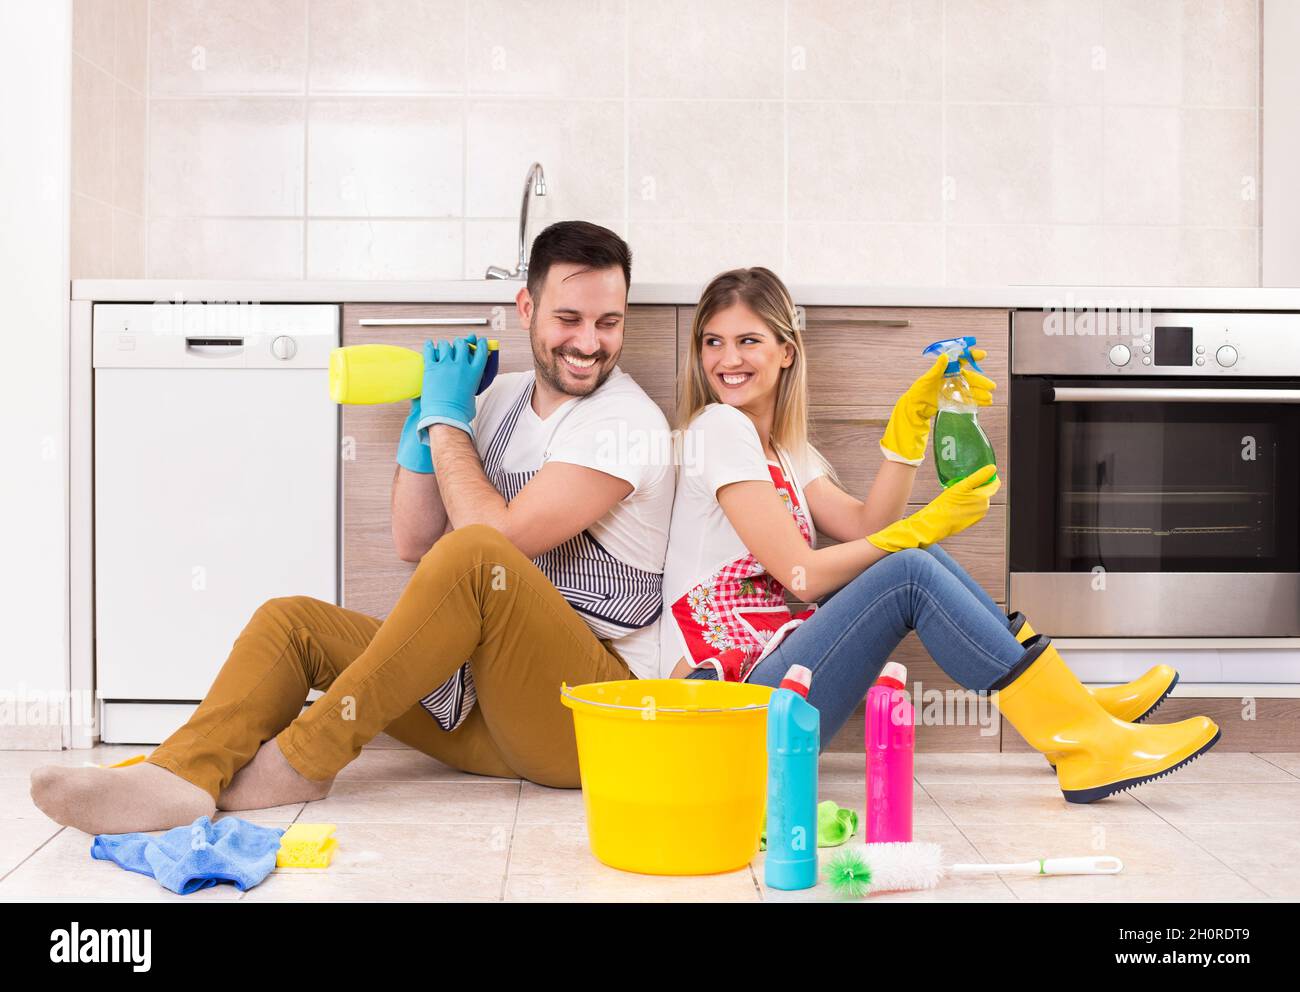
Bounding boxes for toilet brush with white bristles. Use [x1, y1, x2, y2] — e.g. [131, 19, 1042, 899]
[824, 843, 1123, 897]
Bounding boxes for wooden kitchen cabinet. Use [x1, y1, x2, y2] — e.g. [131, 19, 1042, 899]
[809, 404, 1008, 505]
[812, 505, 1007, 604]
[339, 302, 675, 617]
[799, 306, 1009, 406]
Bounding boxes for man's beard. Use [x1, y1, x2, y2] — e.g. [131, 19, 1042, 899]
[531, 334, 618, 397]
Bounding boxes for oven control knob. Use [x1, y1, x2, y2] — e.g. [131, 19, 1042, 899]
[1108, 344, 1131, 367]
[1216, 345, 1238, 368]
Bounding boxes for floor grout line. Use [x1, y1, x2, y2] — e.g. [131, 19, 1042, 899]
[925, 781, 1027, 902]
[0, 825, 67, 887]
[915, 778, 962, 832]
[748, 860, 763, 901]
[918, 779, 1026, 899]
[1126, 785, 1274, 896]
[1252, 752, 1300, 780]
[499, 779, 523, 902]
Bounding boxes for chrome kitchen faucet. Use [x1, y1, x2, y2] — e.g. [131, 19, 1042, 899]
[485, 162, 547, 280]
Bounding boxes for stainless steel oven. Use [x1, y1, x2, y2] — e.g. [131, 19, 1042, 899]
[1009, 310, 1300, 637]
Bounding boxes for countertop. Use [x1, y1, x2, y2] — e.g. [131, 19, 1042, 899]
[72, 279, 1300, 311]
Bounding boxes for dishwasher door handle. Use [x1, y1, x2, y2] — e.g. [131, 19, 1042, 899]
[185, 336, 245, 357]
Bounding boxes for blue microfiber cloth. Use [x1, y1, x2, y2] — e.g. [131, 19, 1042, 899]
[91, 815, 285, 895]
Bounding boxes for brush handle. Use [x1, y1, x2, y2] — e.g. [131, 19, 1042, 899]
[949, 856, 1123, 876]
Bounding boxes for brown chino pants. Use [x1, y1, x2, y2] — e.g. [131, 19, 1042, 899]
[147, 525, 631, 796]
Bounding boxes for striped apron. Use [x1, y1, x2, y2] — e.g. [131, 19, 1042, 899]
[419, 374, 664, 730]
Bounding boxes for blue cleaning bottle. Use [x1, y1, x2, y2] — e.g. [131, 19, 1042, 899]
[920, 335, 998, 488]
[764, 664, 820, 891]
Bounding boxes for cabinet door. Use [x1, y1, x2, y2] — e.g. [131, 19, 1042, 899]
[809, 404, 1008, 505]
[339, 302, 675, 617]
[809, 505, 1007, 603]
[801, 306, 1009, 406]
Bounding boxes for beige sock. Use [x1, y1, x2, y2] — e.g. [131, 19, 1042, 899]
[216, 737, 334, 812]
[30, 762, 215, 835]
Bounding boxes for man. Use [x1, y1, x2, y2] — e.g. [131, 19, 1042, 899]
[31, 222, 674, 834]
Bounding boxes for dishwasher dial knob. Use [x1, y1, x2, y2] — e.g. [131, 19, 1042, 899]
[270, 335, 297, 360]
[1108, 344, 1131, 367]
[1216, 345, 1238, 368]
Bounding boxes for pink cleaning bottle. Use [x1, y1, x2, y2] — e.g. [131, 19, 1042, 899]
[865, 661, 914, 843]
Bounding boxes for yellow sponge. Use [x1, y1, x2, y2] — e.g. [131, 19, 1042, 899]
[277, 823, 338, 868]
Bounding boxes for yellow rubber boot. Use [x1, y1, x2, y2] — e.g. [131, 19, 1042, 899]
[992, 635, 1220, 804]
[1007, 612, 1178, 723]
[1011, 609, 1181, 772]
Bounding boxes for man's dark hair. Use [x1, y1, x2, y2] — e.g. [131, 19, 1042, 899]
[526, 221, 632, 303]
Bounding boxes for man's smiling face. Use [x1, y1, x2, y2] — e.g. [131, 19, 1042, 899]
[523, 262, 626, 397]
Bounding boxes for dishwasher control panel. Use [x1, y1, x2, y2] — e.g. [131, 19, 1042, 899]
[93, 303, 338, 369]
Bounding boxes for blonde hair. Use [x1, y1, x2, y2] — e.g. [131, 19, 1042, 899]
[676, 267, 835, 483]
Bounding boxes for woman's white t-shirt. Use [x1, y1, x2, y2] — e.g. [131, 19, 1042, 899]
[657, 403, 826, 677]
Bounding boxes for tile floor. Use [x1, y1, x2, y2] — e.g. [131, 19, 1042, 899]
[2, 739, 1298, 902]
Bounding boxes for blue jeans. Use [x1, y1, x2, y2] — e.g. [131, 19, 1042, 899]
[687, 545, 1026, 747]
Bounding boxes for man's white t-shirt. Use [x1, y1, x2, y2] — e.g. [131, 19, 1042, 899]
[657, 403, 826, 677]
[465, 366, 674, 680]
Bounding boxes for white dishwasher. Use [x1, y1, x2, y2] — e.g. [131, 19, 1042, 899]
[93, 303, 339, 743]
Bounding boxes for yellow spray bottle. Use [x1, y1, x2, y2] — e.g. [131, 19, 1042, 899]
[328, 339, 500, 404]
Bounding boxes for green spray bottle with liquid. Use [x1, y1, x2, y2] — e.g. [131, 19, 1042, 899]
[921, 336, 998, 488]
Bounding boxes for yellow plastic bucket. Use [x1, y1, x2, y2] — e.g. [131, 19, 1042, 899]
[560, 678, 773, 876]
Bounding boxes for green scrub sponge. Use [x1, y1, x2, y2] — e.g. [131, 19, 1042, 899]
[760, 800, 858, 851]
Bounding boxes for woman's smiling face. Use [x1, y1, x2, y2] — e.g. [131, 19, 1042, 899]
[699, 302, 793, 411]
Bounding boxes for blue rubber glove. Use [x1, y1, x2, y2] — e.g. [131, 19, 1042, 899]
[396, 398, 434, 474]
[415, 335, 489, 439]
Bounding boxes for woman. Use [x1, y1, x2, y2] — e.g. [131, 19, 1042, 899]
[661, 267, 1219, 804]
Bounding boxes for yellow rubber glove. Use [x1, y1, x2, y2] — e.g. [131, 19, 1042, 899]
[879, 348, 996, 465]
[867, 464, 1000, 552]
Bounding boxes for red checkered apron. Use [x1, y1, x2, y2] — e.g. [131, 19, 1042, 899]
[668, 458, 817, 682]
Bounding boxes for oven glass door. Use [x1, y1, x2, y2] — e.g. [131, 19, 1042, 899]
[1010, 378, 1300, 574]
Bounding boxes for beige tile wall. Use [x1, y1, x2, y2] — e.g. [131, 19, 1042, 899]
[93, 0, 1263, 285]
[71, 0, 147, 278]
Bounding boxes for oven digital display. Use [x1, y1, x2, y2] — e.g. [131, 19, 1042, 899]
[1154, 325, 1194, 366]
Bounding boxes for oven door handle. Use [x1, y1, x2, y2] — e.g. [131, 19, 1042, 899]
[1051, 386, 1300, 404]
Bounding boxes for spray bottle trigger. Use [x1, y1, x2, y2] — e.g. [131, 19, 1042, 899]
[922, 335, 983, 375]
[945, 335, 984, 373]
